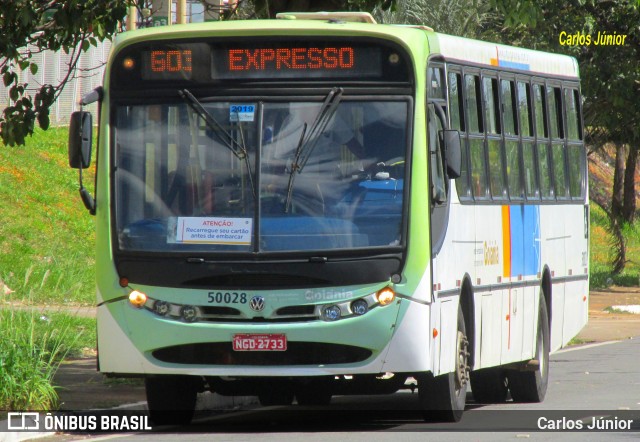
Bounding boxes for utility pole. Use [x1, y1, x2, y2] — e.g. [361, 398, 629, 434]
[126, 5, 137, 30]
[176, 0, 187, 24]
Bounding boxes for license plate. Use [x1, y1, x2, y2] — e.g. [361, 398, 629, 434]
[232, 334, 287, 351]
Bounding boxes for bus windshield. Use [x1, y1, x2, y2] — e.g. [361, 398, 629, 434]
[114, 97, 409, 254]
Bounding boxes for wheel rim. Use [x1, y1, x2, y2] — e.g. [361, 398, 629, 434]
[537, 323, 548, 380]
[455, 330, 470, 393]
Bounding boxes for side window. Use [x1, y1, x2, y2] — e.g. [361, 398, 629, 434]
[484, 76, 505, 200]
[465, 73, 487, 199]
[470, 139, 488, 199]
[483, 77, 500, 135]
[567, 145, 585, 199]
[502, 79, 522, 200]
[533, 84, 547, 138]
[565, 87, 584, 200]
[465, 74, 482, 133]
[548, 86, 566, 199]
[522, 142, 538, 200]
[488, 139, 507, 200]
[564, 88, 582, 140]
[538, 143, 553, 200]
[517, 81, 533, 137]
[449, 70, 471, 200]
[518, 81, 538, 201]
[501, 80, 517, 136]
[428, 66, 446, 100]
[448, 71, 464, 131]
[552, 143, 568, 199]
[547, 86, 563, 139]
[428, 105, 447, 205]
[505, 140, 522, 200]
[534, 83, 553, 200]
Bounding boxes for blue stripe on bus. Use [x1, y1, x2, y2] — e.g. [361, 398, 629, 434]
[499, 60, 531, 71]
[508, 205, 540, 277]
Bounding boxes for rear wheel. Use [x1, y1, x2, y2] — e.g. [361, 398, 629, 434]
[508, 294, 550, 402]
[418, 306, 469, 422]
[145, 376, 198, 426]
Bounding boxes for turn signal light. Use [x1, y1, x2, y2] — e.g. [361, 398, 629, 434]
[128, 290, 148, 308]
[376, 287, 396, 306]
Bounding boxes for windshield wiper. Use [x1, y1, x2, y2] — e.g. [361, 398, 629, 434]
[179, 89, 246, 159]
[179, 89, 256, 199]
[284, 87, 344, 213]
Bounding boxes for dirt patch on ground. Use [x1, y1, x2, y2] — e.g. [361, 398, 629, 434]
[575, 286, 640, 342]
[50, 287, 640, 410]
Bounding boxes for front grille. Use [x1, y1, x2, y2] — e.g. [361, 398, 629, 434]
[199, 306, 242, 316]
[184, 273, 330, 289]
[151, 342, 372, 365]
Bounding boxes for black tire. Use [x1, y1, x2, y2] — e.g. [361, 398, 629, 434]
[469, 367, 509, 403]
[418, 306, 469, 422]
[145, 375, 198, 426]
[508, 294, 550, 402]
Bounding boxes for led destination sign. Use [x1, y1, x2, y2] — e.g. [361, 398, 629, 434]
[141, 49, 193, 80]
[211, 44, 382, 80]
[113, 39, 410, 87]
[227, 47, 356, 72]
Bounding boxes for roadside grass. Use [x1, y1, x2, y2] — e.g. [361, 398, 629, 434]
[0, 127, 95, 306]
[0, 306, 95, 411]
[1, 128, 97, 411]
[589, 205, 640, 289]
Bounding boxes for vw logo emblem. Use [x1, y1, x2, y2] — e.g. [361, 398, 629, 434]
[249, 296, 265, 312]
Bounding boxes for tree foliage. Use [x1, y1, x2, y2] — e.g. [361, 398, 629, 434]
[251, 0, 394, 19]
[373, 0, 491, 38]
[0, 0, 129, 146]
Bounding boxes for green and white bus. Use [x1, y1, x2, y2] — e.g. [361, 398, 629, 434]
[69, 12, 588, 424]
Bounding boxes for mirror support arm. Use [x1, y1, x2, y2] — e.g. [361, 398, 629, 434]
[78, 166, 96, 215]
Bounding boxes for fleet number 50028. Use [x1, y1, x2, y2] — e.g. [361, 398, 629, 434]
[208, 292, 247, 304]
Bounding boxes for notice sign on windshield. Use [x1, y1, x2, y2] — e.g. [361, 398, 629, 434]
[173, 217, 252, 245]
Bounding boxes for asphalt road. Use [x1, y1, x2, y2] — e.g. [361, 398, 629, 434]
[40, 337, 640, 442]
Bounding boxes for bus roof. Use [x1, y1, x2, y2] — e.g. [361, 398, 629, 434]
[427, 32, 579, 78]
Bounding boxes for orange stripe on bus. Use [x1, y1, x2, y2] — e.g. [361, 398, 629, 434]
[502, 205, 511, 278]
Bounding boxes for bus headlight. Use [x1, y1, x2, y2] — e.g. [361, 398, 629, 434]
[351, 299, 369, 316]
[322, 305, 342, 321]
[153, 300, 170, 316]
[128, 290, 148, 308]
[180, 305, 198, 322]
[376, 287, 396, 306]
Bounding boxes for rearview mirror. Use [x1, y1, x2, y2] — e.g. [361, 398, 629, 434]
[441, 129, 461, 179]
[68, 111, 93, 169]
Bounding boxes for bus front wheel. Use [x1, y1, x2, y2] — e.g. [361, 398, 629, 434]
[145, 375, 198, 426]
[417, 306, 469, 422]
